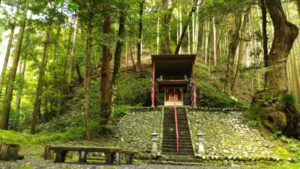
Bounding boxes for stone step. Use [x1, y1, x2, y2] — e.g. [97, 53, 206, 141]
[163, 124, 189, 127]
[162, 137, 192, 140]
[164, 119, 188, 122]
[164, 118, 187, 121]
[163, 131, 191, 134]
[162, 145, 193, 149]
[162, 145, 193, 150]
[162, 149, 194, 154]
[163, 138, 192, 142]
[162, 148, 193, 152]
[162, 133, 192, 137]
[163, 107, 193, 156]
[163, 133, 191, 136]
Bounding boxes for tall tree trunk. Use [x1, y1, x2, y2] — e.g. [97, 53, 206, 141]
[160, 0, 173, 54]
[129, 42, 136, 71]
[0, 2, 20, 97]
[231, 8, 251, 93]
[66, 16, 79, 85]
[111, 4, 127, 126]
[14, 59, 26, 130]
[265, 0, 299, 91]
[84, 12, 94, 140]
[252, 0, 300, 138]
[260, 0, 268, 68]
[187, 24, 191, 53]
[224, 13, 242, 94]
[213, 17, 217, 66]
[100, 15, 112, 134]
[204, 20, 209, 64]
[193, 2, 199, 53]
[0, 0, 28, 130]
[156, 16, 160, 54]
[136, 0, 143, 75]
[31, 25, 52, 134]
[14, 30, 31, 130]
[0, 29, 15, 98]
[175, 0, 198, 54]
[112, 7, 126, 88]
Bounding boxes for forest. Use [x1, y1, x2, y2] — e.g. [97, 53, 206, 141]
[0, 0, 300, 168]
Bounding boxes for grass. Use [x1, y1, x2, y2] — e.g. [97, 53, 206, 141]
[269, 162, 300, 169]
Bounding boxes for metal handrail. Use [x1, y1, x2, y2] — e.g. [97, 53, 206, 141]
[174, 96, 179, 153]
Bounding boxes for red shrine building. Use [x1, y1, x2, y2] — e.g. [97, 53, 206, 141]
[151, 55, 197, 108]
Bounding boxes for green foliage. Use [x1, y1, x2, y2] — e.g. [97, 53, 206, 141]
[195, 63, 244, 108]
[113, 105, 132, 118]
[115, 71, 151, 106]
[0, 126, 84, 145]
[281, 93, 295, 105]
[245, 104, 261, 120]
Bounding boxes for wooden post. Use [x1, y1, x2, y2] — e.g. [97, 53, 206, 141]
[78, 151, 87, 163]
[44, 145, 50, 160]
[54, 151, 67, 163]
[192, 62, 197, 108]
[125, 154, 133, 164]
[104, 152, 115, 164]
[151, 61, 156, 107]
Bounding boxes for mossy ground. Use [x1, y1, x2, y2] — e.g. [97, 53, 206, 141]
[188, 110, 300, 168]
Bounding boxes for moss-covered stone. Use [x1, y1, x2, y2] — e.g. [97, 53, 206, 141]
[188, 111, 292, 161]
[117, 110, 163, 152]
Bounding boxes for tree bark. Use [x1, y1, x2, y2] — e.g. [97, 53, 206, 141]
[0, 0, 28, 130]
[156, 16, 160, 54]
[66, 16, 79, 85]
[31, 25, 52, 134]
[84, 11, 94, 140]
[175, 0, 198, 54]
[14, 30, 30, 130]
[231, 8, 251, 93]
[252, 0, 300, 138]
[204, 20, 209, 64]
[0, 29, 15, 98]
[0, 2, 20, 97]
[265, 0, 299, 91]
[160, 0, 173, 54]
[112, 7, 126, 87]
[136, 0, 143, 75]
[100, 15, 112, 134]
[260, 0, 268, 68]
[213, 17, 217, 66]
[224, 13, 242, 94]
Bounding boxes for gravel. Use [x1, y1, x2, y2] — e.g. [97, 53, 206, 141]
[0, 159, 245, 169]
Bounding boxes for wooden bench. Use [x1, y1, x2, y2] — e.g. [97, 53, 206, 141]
[44, 146, 137, 164]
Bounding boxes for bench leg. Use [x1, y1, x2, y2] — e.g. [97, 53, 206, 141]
[79, 151, 87, 163]
[54, 151, 67, 163]
[115, 152, 121, 165]
[44, 146, 50, 160]
[125, 154, 133, 164]
[104, 152, 115, 164]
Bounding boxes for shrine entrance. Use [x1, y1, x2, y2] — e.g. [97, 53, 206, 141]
[164, 88, 183, 106]
[151, 54, 197, 108]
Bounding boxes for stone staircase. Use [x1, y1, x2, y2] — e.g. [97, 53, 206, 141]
[162, 107, 194, 155]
